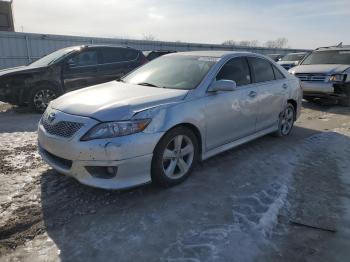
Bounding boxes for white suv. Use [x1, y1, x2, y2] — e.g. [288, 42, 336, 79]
[289, 44, 350, 106]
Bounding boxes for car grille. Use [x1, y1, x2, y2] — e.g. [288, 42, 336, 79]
[295, 73, 327, 82]
[41, 113, 84, 138]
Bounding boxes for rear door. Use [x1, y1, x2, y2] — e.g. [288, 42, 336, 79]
[248, 57, 286, 131]
[98, 47, 140, 83]
[205, 57, 259, 150]
[62, 49, 99, 92]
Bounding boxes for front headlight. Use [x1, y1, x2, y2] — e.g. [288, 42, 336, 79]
[330, 74, 346, 83]
[81, 119, 151, 141]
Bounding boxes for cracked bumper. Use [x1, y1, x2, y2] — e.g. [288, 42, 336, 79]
[37, 112, 164, 189]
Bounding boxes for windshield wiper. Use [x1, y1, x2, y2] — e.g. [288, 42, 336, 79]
[137, 82, 159, 88]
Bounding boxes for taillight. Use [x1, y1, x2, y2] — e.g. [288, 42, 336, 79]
[140, 55, 148, 65]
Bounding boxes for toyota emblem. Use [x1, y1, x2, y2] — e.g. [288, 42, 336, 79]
[47, 112, 56, 123]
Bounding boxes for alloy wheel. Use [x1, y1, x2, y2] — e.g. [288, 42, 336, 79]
[280, 106, 294, 135]
[162, 134, 194, 179]
[33, 89, 57, 111]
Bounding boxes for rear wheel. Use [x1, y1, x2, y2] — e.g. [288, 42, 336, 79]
[273, 103, 295, 137]
[339, 90, 350, 107]
[151, 127, 199, 187]
[29, 84, 61, 113]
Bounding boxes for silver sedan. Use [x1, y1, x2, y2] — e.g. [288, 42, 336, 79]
[38, 51, 302, 189]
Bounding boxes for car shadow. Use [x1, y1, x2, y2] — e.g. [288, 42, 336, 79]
[38, 125, 350, 262]
[302, 100, 350, 116]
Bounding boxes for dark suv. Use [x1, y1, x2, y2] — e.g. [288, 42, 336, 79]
[0, 45, 147, 112]
[143, 50, 176, 61]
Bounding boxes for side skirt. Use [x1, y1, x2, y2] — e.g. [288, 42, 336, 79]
[201, 125, 277, 160]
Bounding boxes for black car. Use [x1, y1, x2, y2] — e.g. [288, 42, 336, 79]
[142, 50, 176, 61]
[0, 45, 148, 112]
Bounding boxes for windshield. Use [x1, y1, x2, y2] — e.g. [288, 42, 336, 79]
[301, 50, 350, 65]
[281, 53, 306, 61]
[28, 46, 81, 67]
[122, 55, 217, 90]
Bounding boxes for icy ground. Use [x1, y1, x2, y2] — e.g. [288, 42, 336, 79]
[1, 102, 350, 262]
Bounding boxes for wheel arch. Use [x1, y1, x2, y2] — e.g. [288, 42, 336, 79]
[24, 80, 63, 102]
[287, 99, 297, 120]
[155, 122, 203, 158]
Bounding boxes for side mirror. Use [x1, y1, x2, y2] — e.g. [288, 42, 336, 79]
[208, 79, 237, 92]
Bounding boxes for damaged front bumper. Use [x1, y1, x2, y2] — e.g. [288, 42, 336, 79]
[301, 81, 348, 99]
[37, 109, 164, 189]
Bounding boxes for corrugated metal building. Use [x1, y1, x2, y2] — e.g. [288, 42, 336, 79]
[0, 31, 310, 69]
[0, 0, 14, 32]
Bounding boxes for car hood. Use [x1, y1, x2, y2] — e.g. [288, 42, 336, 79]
[290, 64, 350, 74]
[0, 65, 46, 77]
[51, 81, 189, 122]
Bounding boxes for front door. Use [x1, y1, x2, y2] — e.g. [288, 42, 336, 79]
[62, 49, 99, 92]
[205, 57, 259, 150]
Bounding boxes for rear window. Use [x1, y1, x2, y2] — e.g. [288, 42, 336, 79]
[248, 57, 275, 83]
[123, 49, 138, 61]
[101, 48, 138, 64]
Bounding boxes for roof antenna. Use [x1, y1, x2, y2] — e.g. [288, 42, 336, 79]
[336, 42, 343, 47]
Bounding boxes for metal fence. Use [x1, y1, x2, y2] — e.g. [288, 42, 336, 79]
[0, 31, 310, 69]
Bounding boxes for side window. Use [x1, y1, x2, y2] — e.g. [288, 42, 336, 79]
[123, 49, 138, 61]
[70, 50, 97, 67]
[216, 58, 251, 86]
[102, 48, 123, 64]
[272, 65, 285, 80]
[248, 57, 275, 83]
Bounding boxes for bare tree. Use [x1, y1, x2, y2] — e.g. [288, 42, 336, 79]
[264, 37, 289, 48]
[142, 34, 157, 41]
[222, 40, 237, 46]
[222, 40, 259, 47]
[222, 38, 290, 48]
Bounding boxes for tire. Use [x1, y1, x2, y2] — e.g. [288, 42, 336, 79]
[28, 84, 62, 113]
[273, 103, 295, 137]
[339, 92, 350, 107]
[151, 126, 199, 187]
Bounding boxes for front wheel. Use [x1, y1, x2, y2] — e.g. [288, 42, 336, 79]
[29, 85, 61, 113]
[151, 127, 199, 187]
[273, 103, 295, 137]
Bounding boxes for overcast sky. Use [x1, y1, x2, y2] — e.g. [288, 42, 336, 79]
[12, 0, 350, 49]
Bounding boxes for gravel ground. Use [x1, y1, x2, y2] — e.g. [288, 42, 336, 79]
[0, 101, 350, 262]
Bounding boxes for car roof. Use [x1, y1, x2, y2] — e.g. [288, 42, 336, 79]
[315, 47, 350, 52]
[65, 44, 138, 51]
[285, 52, 308, 55]
[315, 45, 350, 51]
[169, 50, 253, 58]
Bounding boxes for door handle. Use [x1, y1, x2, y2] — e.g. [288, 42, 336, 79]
[282, 83, 288, 89]
[248, 91, 257, 98]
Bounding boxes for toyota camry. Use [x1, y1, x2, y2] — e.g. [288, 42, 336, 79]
[38, 51, 301, 189]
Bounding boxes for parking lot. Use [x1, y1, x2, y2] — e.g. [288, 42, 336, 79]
[0, 100, 349, 262]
